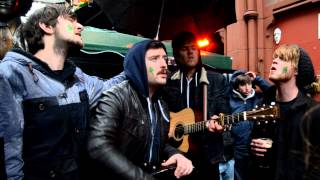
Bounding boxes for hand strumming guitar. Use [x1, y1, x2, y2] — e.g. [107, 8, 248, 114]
[161, 153, 193, 179]
[206, 115, 224, 132]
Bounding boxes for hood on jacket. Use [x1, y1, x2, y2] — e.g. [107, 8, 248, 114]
[3, 48, 76, 83]
[124, 40, 152, 98]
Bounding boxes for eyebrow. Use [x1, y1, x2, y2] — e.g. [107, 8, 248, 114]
[148, 54, 167, 58]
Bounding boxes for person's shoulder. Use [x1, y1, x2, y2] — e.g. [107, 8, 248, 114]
[102, 80, 130, 94]
[205, 69, 225, 82]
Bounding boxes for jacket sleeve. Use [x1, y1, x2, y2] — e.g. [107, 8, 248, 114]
[209, 73, 230, 115]
[0, 74, 24, 180]
[87, 89, 154, 180]
[254, 76, 271, 92]
[76, 68, 126, 108]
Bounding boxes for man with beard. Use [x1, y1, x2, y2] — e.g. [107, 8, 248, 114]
[0, 4, 124, 180]
[249, 44, 320, 180]
[88, 40, 193, 180]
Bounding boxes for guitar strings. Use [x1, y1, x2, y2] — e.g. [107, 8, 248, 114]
[173, 107, 277, 132]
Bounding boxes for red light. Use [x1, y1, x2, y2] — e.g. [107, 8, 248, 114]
[197, 38, 209, 48]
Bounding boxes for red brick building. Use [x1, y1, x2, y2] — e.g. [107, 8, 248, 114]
[220, 0, 320, 78]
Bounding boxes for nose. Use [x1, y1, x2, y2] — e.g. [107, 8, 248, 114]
[272, 57, 280, 64]
[160, 57, 168, 68]
[76, 22, 84, 32]
[187, 48, 194, 54]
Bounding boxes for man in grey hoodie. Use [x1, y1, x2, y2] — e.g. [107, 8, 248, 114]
[0, 4, 124, 180]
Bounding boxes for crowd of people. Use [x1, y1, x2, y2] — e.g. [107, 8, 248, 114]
[1, 2, 320, 180]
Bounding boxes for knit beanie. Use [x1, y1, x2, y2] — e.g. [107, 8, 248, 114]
[296, 48, 316, 90]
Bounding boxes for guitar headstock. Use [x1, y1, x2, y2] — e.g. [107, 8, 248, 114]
[218, 103, 280, 128]
[246, 104, 280, 121]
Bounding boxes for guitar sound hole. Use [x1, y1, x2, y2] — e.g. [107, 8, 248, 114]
[174, 124, 184, 140]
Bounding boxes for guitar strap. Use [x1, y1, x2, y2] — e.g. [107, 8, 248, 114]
[202, 83, 208, 121]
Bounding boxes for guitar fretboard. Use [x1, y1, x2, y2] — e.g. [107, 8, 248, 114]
[182, 112, 247, 134]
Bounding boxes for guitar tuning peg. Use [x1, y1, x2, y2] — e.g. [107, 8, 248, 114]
[270, 102, 276, 106]
[265, 120, 268, 124]
[255, 105, 258, 108]
[257, 122, 261, 125]
[262, 104, 266, 107]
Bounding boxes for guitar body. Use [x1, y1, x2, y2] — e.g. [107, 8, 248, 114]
[169, 108, 195, 153]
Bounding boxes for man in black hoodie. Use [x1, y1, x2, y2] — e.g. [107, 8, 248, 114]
[88, 40, 193, 180]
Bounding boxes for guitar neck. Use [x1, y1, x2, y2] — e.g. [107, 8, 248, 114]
[183, 121, 207, 134]
[183, 112, 247, 134]
[219, 112, 248, 126]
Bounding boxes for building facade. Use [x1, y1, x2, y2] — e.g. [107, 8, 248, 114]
[221, 0, 320, 78]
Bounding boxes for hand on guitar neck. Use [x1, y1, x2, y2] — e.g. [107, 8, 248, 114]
[207, 115, 224, 132]
[168, 104, 279, 152]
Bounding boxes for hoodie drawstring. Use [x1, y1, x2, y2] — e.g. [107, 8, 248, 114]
[146, 98, 154, 163]
[157, 100, 169, 123]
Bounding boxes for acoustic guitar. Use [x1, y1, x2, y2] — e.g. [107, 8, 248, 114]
[168, 105, 280, 153]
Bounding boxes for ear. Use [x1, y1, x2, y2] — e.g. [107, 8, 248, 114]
[294, 66, 298, 75]
[38, 22, 54, 34]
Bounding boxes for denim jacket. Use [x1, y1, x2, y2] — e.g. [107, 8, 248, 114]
[0, 49, 125, 180]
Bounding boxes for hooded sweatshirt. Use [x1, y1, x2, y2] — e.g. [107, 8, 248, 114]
[124, 40, 169, 163]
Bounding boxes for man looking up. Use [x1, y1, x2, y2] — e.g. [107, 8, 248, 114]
[250, 44, 320, 180]
[0, 4, 124, 179]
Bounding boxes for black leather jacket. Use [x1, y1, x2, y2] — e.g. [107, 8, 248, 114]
[88, 80, 179, 180]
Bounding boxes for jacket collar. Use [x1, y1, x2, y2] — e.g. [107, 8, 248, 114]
[170, 67, 209, 85]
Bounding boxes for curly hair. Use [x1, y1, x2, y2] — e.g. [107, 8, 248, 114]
[19, 4, 76, 54]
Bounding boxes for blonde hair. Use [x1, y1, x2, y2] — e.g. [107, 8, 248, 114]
[273, 44, 300, 69]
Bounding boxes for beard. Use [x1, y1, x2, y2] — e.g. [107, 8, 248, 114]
[68, 39, 84, 50]
[53, 36, 84, 58]
[269, 72, 293, 84]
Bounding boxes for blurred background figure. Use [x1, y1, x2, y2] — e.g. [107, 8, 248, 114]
[301, 104, 320, 179]
[0, 0, 32, 59]
[225, 70, 270, 180]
